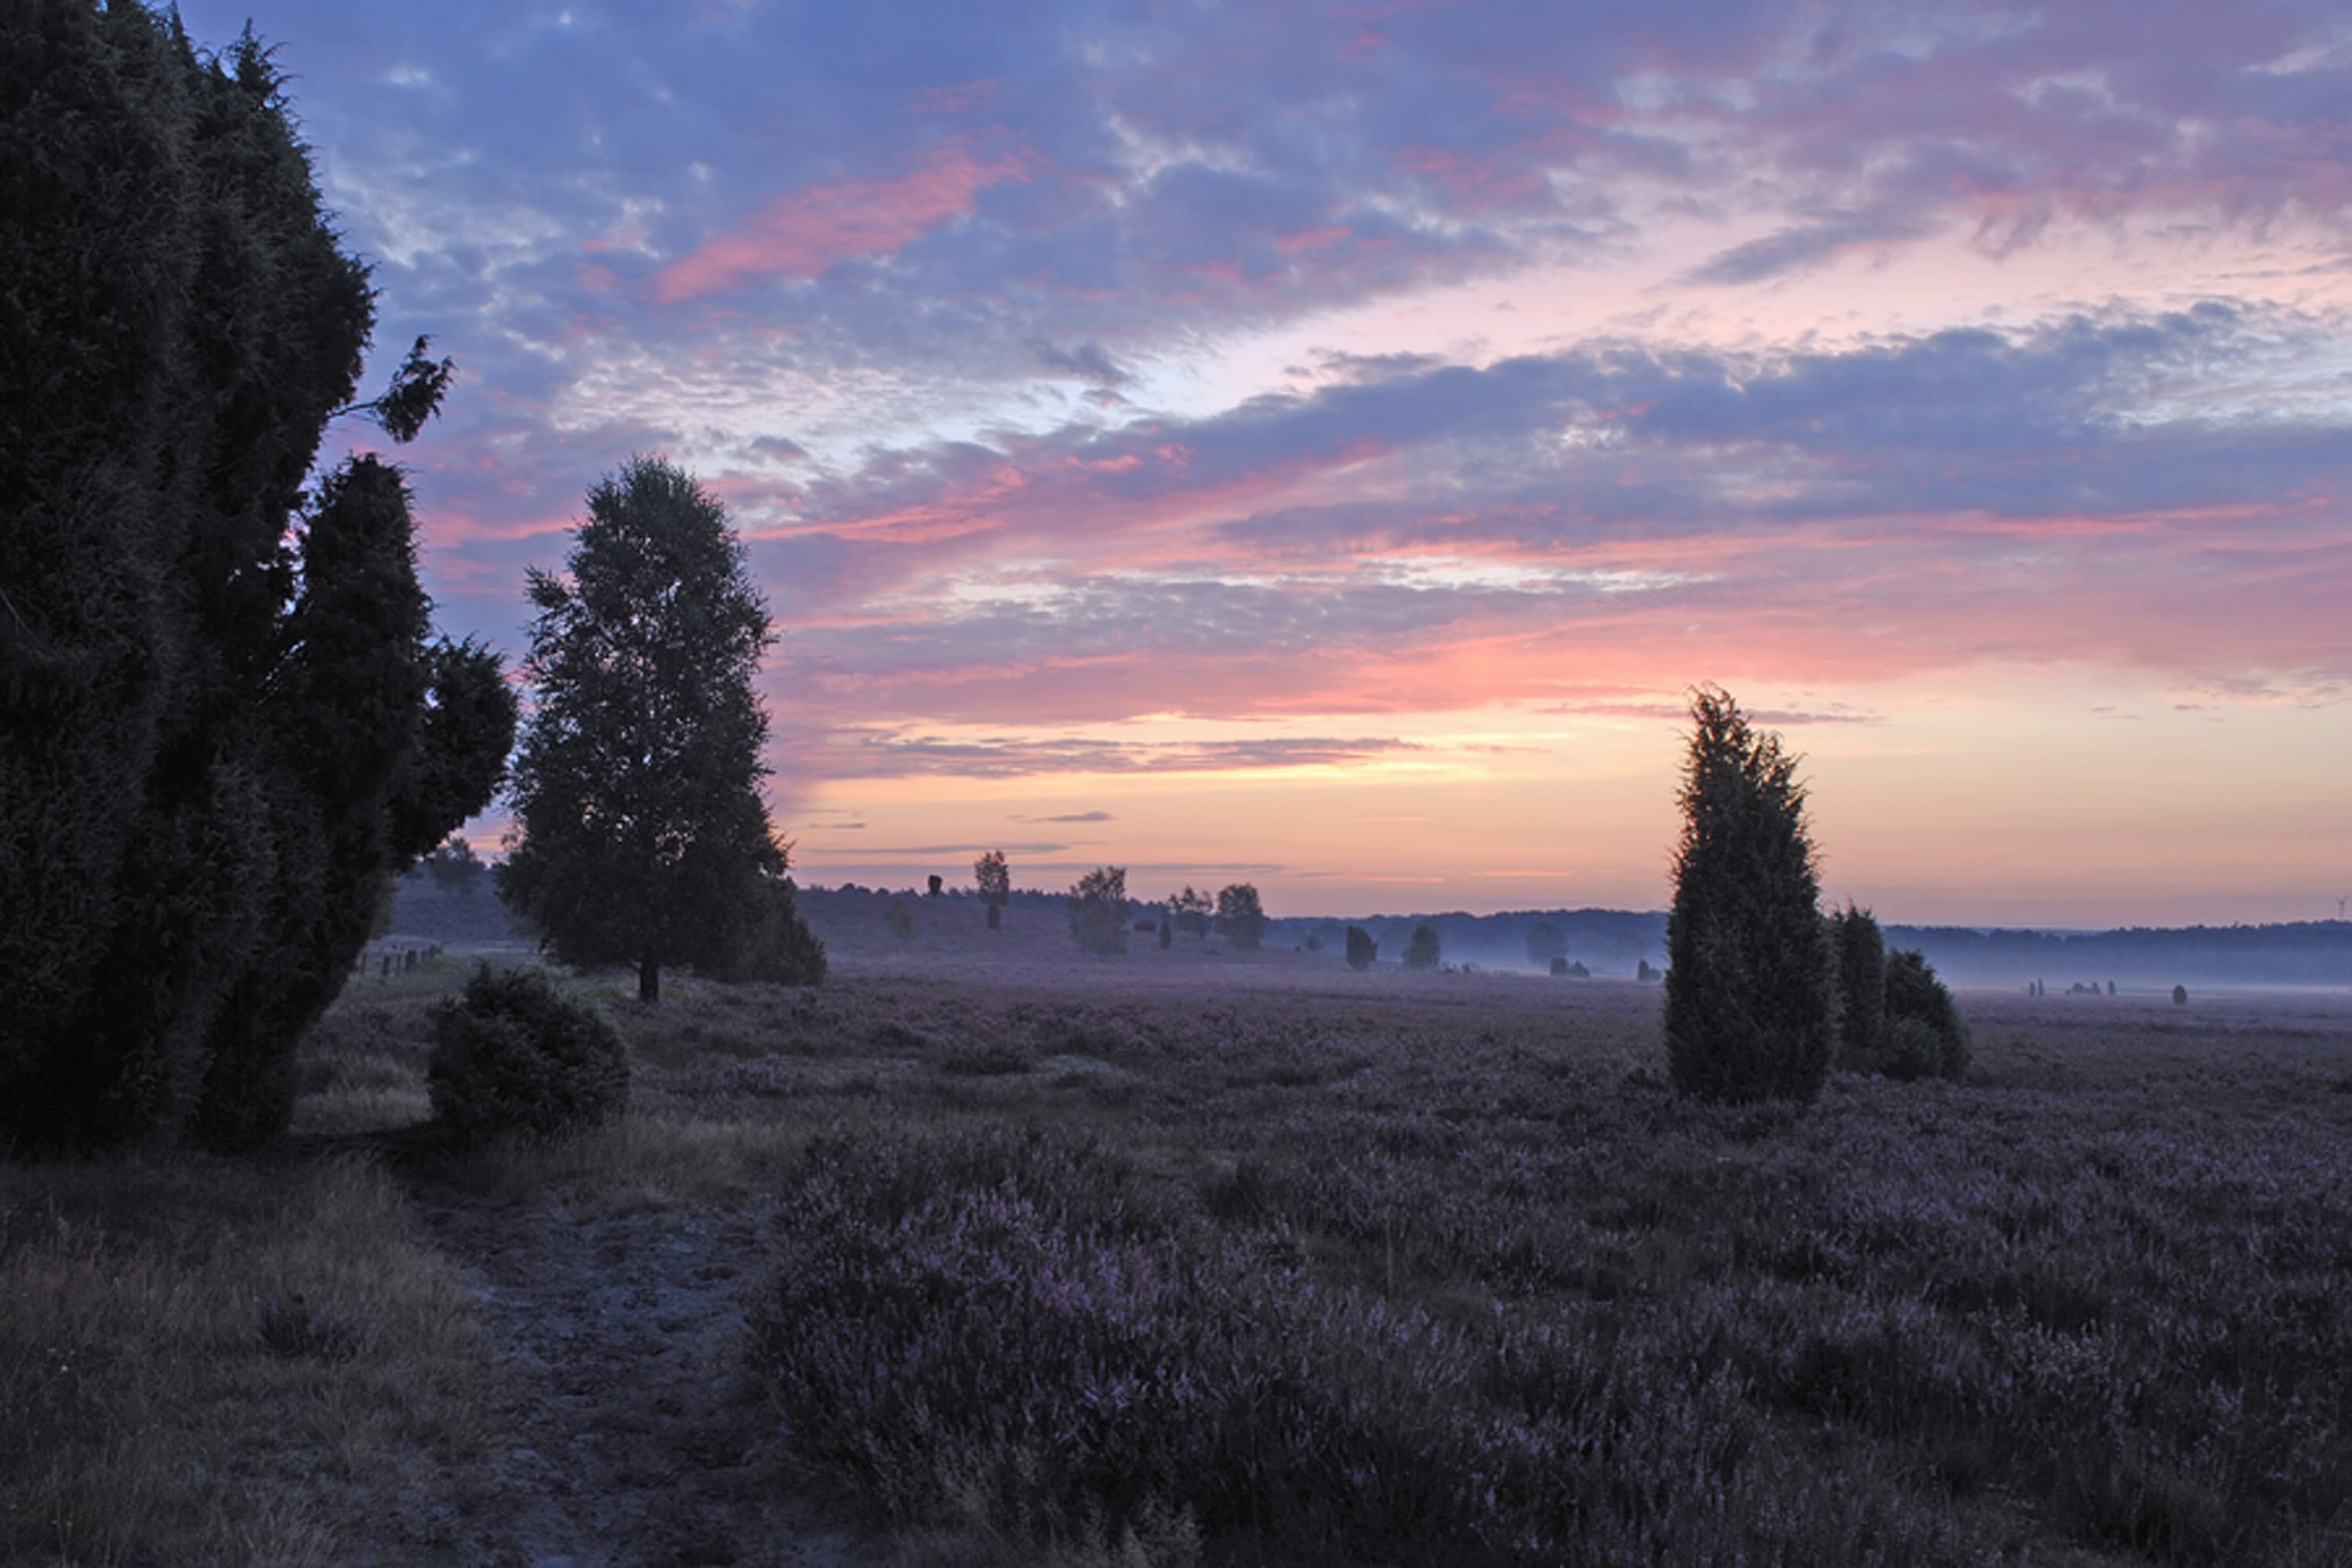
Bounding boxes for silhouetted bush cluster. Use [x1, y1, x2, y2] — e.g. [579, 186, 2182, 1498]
[696, 874, 828, 986]
[1882, 949, 1969, 1080]
[1345, 926, 1376, 971]
[426, 966, 629, 1145]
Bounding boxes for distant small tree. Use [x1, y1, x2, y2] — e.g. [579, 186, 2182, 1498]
[2172, 983, 2188, 1006]
[1403, 924, 1442, 971]
[425, 836, 488, 897]
[1158, 914, 1173, 948]
[1173, 886, 1214, 941]
[927, 874, 943, 898]
[1828, 904, 1887, 1064]
[1525, 921, 1568, 968]
[975, 849, 1010, 931]
[1662, 685, 1835, 1104]
[1069, 866, 1130, 956]
[1216, 884, 1267, 951]
[1345, 926, 1377, 971]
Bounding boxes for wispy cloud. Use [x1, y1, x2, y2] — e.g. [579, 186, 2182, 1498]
[826, 731, 1428, 779]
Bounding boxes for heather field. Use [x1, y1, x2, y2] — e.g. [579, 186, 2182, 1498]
[7, 903, 2352, 1565]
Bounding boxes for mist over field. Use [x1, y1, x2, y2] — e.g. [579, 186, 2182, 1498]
[389, 873, 2352, 993]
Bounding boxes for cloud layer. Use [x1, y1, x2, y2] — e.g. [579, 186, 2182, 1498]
[172, 0, 2352, 916]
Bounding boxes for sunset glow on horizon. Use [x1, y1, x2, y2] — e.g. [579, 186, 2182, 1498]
[186, 0, 2352, 927]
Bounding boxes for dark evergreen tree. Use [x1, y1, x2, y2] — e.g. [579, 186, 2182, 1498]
[1216, 884, 1268, 951]
[1, 9, 512, 1152]
[1069, 866, 1131, 956]
[1828, 903, 1887, 1065]
[1345, 926, 1377, 971]
[1403, 924, 1443, 970]
[499, 459, 815, 1001]
[1662, 686, 1836, 1104]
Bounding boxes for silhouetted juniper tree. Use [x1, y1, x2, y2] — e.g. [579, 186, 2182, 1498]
[499, 459, 817, 1001]
[1663, 686, 1835, 1104]
[0, 9, 514, 1152]
[1403, 924, 1443, 971]
[1345, 926, 1377, 971]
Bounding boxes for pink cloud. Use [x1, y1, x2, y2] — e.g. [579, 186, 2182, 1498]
[653, 143, 1034, 302]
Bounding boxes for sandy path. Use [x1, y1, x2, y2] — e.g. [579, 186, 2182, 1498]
[405, 1181, 866, 1568]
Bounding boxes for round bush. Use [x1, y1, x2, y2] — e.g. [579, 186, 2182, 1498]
[426, 965, 630, 1144]
[1884, 949, 1969, 1081]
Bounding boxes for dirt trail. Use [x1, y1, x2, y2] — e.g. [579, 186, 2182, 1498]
[402, 1178, 866, 1568]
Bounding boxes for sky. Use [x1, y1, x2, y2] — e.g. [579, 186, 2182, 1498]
[184, 0, 2352, 926]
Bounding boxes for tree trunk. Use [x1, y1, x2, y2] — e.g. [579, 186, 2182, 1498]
[639, 957, 660, 1003]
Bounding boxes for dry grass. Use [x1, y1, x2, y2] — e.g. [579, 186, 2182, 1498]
[0, 1151, 494, 1566]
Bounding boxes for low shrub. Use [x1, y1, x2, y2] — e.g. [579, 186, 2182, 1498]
[1884, 949, 1968, 1080]
[426, 965, 630, 1144]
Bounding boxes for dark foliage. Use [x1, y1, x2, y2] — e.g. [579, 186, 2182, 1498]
[1216, 883, 1267, 951]
[1882, 949, 1969, 1080]
[974, 850, 1011, 920]
[1664, 686, 1835, 1105]
[424, 837, 487, 897]
[0, 8, 511, 1152]
[499, 459, 810, 1003]
[1525, 920, 1569, 967]
[1402, 923, 1442, 971]
[1068, 866, 1130, 956]
[426, 965, 629, 1145]
[694, 873, 828, 986]
[1172, 886, 1213, 940]
[1830, 903, 1888, 1063]
[1346, 926, 1377, 971]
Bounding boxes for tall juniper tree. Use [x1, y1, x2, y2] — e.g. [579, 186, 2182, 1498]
[1663, 686, 1836, 1104]
[1, 7, 513, 1152]
[499, 459, 818, 1001]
